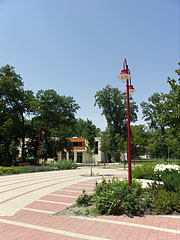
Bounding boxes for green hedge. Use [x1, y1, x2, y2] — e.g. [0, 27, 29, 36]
[132, 163, 156, 180]
[0, 166, 23, 175]
[43, 160, 77, 170]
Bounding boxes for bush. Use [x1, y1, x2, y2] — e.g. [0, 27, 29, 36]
[43, 160, 77, 170]
[132, 163, 155, 180]
[55, 160, 77, 170]
[153, 190, 180, 214]
[21, 165, 57, 173]
[0, 166, 22, 175]
[76, 190, 92, 207]
[160, 169, 180, 193]
[93, 177, 143, 215]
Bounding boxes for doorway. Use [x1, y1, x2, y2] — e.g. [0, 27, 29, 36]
[77, 153, 83, 163]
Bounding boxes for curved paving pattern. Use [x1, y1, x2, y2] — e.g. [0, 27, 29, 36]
[0, 167, 179, 240]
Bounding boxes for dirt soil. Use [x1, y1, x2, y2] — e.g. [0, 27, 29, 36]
[54, 204, 180, 218]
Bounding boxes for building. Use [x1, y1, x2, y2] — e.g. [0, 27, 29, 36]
[58, 137, 104, 164]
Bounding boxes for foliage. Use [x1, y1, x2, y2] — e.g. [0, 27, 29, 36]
[154, 163, 180, 172]
[114, 133, 126, 162]
[32, 89, 80, 160]
[132, 162, 180, 214]
[160, 169, 180, 193]
[55, 160, 77, 170]
[84, 119, 97, 176]
[140, 92, 167, 160]
[84, 119, 97, 155]
[153, 190, 180, 214]
[20, 165, 57, 173]
[163, 63, 180, 132]
[0, 65, 35, 163]
[95, 85, 138, 161]
[0, 166, 22, 175]
[93, 177, 143, 215]
[100, 128, 112, 163]
[43, 160, 77, 170]
[132, 163, 156, 180]
[73, 118, 101, 138]
[131, 125, 151, 157]
[76, 190, 92, 207]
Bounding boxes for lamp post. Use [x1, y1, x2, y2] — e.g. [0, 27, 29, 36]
[38, 127, 45, 167]
[133, 136, 135, 166]
[118, 58, 135, 188]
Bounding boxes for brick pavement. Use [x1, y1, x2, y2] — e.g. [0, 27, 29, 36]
[0, 167, 179, 240]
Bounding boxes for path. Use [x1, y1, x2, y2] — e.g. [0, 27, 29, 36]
[0, 167, 179, 240]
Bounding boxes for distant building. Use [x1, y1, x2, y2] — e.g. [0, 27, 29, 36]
[58, 137, 104, 164]
[18, 137, 105, 164]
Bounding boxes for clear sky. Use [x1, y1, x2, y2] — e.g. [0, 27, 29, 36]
[0, 0, 179, 130]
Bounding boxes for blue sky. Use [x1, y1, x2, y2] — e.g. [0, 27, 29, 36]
[0, 0, 179, 130]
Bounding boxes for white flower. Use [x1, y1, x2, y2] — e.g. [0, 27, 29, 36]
[154, 164, 180, 172]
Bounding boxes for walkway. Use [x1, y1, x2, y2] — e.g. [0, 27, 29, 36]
[0, 167, 179, 240]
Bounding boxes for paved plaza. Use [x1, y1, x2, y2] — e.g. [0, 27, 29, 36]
[0, 167, 179, 240]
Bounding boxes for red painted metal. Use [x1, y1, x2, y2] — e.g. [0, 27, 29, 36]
[118, 58, 135, 188]
[126, 78, 132, 188]
[38, 127, 45, 167]
[133, 136, 135, 166]
[38, 128, 41, 167]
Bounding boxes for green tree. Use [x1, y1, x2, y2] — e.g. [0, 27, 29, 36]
[159, 62, 180, 158]
[94, 85, 138, 162]
[0, 65, 35, 163]
[73, 118, 101, 138]
[131, 125, 150, 158]
[114, 133, 126, 164]
[163, 63, 180, 130]
[140, 92, 167, 160]
[32, 89, 80, 160]
[165, 128, 180, 159]
[100, 128, 112, 163]
[85, 119, 97, 176]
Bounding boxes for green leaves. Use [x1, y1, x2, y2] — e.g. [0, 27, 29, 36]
[0, 65, 81, 164]
[93, 177, 143, 215]
[94, 85, 138, 162]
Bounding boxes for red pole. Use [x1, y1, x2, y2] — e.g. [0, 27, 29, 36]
[38, 128, 41, 167]
[133, 136, 135, 166]
[126, 79, 132, 188]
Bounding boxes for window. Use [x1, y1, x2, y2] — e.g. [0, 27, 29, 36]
[72, 142, 82, 147]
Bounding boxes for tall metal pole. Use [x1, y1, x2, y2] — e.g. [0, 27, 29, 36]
[38, 128, 41, 167]
[133, 136, 135, 166]
[126, 78, 132, 188]
[118, 58, 134, 188]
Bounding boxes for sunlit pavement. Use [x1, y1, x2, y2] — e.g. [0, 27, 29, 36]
[0, 167, 179, 240]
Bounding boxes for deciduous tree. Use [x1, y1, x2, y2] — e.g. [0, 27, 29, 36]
[94, 85, 138, 162]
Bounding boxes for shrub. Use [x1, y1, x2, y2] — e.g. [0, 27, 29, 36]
[160, 169, 180, 193]
[55, 160, 77, 170]
[93, 177, 143, 215]
[0, 166, 22, 175]
[21, 165, 57, 173]
[76, 190, 92, 207]
[42, 160, 77, 170]
[154, 164, 180, 181]
[153, 190, 180, 214]
[132, 163, 155, 180]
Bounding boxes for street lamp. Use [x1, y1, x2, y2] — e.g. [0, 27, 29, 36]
[117, 58, 135, 188]
[133, 136, 135, 166]
[38, 127, 45, 167]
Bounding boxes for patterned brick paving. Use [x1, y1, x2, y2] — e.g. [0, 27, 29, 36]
[0, 167, 179, 239]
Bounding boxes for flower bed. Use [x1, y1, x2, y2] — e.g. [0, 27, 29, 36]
[71, 163, 180, 216]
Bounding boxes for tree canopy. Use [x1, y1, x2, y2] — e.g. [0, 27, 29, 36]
[95, 85, 138, 161]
